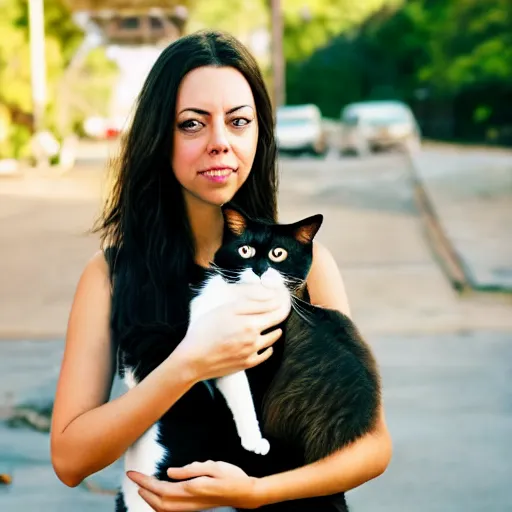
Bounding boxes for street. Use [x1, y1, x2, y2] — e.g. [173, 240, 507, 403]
[0, 143, 511, 511]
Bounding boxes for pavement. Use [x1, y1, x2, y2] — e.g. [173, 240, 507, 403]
[1, 142, 511, 511]
[412, 144, 512, 292]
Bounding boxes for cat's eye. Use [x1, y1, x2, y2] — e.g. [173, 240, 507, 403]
[238, 245, 256, 258]
[269, 247, 288, 262]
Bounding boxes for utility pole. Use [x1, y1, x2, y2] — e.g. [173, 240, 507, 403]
[269, 0, 285, 108]
[29, 0, 47, 134]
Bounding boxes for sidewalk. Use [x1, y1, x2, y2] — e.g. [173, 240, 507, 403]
[412, 145, 512, 292]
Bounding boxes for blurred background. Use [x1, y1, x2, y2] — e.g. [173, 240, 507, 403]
[0, 1, 511, 511]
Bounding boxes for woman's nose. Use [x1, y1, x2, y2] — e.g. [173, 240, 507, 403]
[207, 122, 230, 154]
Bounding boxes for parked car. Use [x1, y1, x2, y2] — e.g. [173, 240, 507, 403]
[339, 100, 421, 156]
[276, 104, 328, 156]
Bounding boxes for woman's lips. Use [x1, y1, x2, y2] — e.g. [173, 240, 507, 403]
[199, 168, 236, 183]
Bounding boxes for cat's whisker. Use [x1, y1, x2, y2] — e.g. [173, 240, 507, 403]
[291, 303, 313, 326]
[282, 277, 304, 290]
[208, 263, 228, 276]
[281, 273, 307, 293]
[290, 295, 309, 311]
[207, 263, 239, 280]
[290, 294, 312, 306]
[282, 274, 303, 285]
[211, 264, 241, 278]
[290, 296, 314, 326]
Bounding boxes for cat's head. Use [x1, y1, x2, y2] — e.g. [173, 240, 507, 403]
[213, 207, 323, 292]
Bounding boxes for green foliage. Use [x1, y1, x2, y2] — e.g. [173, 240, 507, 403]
[15, 0, 84, 64]
[282, 0, 400, 62]
[286, 0, 512, 144]
[188, 0, 268, 35]
[0, 0, 84, 157]
[0, 0, 120, 157]
[409, 0, 512, 92]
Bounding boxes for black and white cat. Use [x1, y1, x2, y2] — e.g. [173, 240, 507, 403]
[115, 208, 381, 512]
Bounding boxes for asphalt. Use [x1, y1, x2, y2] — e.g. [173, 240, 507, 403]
[1, 143, 511, 511]
[2, 332, 511, 511]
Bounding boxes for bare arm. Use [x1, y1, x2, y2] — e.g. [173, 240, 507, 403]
[50, 252, 197, 487]
[254, 407, 390, 505]
[253, 241, 391, 504]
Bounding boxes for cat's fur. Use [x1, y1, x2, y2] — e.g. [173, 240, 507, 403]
[111, 208, 381, 512]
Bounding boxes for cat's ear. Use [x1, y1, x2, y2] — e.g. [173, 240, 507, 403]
[289, 214, 323, 244]
[223, 208, 247, 236]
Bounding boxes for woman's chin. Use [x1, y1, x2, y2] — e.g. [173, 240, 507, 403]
[203, 190, 237, 207]
[182, 188, 236, 208]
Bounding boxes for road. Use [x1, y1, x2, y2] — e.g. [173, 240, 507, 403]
[0, 144, 511, 511]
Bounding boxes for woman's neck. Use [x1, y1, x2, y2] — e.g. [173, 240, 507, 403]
[185, 196, 224, 267]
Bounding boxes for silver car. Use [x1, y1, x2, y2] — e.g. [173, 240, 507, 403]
[276, 104, 328, 156]
[339, 100, 421, 156]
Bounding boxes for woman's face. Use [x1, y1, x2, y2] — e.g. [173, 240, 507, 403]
[172, 66, 259, 208]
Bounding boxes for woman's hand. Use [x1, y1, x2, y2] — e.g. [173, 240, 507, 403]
[175, 283, 291, 382]
[127, 461, 262, 511]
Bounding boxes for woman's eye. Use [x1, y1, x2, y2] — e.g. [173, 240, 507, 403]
[269, 247, 288, 263]
[179, 119, 202, 132]
[232, 118, 251, 128]
[238, 245, 256, 258]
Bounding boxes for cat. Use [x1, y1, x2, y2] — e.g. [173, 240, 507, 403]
[207, 208, 382, 464]
[113, 207, 381, 512]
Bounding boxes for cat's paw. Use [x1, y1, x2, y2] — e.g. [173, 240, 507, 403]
[241, 436, 270, 456]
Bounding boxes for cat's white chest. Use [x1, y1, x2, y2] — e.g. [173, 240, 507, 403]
[189, 274, 234, 320]
[189, 270, 286, 456]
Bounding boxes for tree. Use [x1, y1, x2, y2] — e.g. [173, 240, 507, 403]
[282, 0, 402, 63]
[0, 0, 120, 157]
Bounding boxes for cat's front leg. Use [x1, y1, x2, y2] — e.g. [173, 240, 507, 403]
[215, 371, 270, 455]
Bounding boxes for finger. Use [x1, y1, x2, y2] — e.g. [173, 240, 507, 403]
[245, 346, 273, 368]
[138, 487, 163, 511]
[257, 328, 282, 351]
[167, 461, 219, 480]
[255, 305, 290, 334]
[143, 496, 216, 512]
[126, 471, 167, 495]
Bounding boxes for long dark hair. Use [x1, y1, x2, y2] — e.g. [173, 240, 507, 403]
[95, 30, 278, 332]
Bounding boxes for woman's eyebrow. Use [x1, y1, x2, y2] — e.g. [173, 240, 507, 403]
[178, 105, 254, 116]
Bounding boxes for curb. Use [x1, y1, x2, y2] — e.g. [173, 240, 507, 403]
[406, 151, 512, 294]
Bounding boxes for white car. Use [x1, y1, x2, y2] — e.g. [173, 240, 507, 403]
[339, 100, 421, 156]
[276, 104, 327, 156]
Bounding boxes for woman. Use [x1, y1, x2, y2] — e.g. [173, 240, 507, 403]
[50, 30, 392, 511]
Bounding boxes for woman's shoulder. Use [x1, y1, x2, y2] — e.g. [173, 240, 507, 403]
[70, 252, 112, 323]
[81, 250, 111, 284]
[306, 241, 351, 316]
